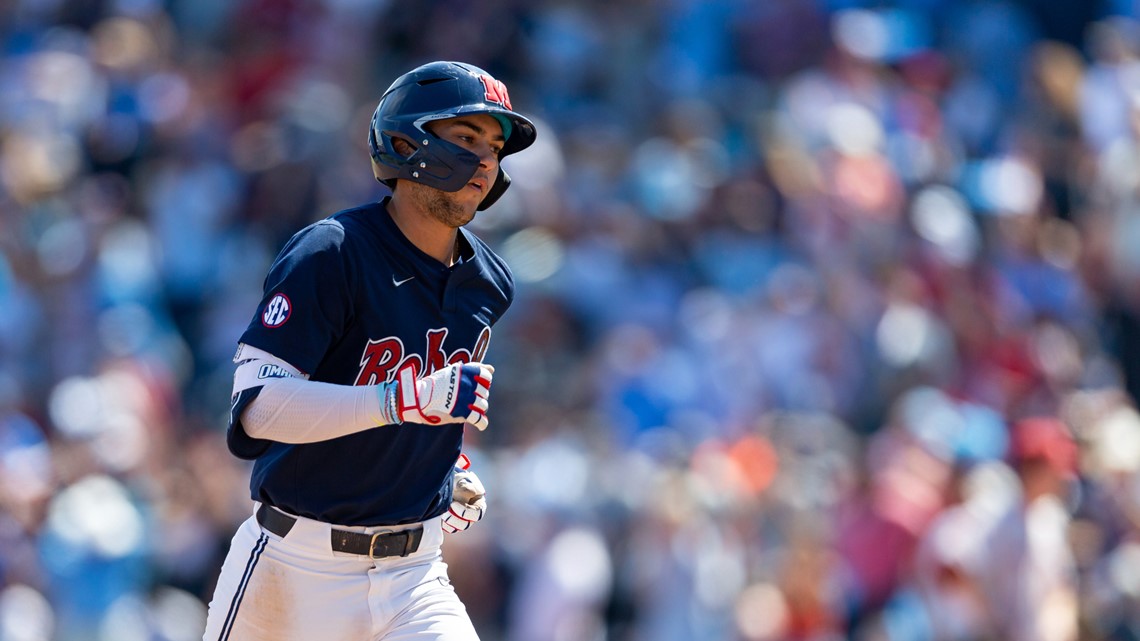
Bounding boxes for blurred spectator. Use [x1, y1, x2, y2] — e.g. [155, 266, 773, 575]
[981, 417, 1080, 641]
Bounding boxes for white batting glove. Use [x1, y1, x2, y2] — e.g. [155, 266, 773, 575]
[378, 363, 494, 430]
[442, 465, 487, 534]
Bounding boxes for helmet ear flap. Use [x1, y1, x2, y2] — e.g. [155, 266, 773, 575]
[478, 168, 511, 210]
[376, 128, 482, 192]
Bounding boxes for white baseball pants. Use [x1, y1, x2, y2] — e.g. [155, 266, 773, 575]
[201, 504, 479, 641]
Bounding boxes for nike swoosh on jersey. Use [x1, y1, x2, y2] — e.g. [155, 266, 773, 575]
[393, 275, 415, 287]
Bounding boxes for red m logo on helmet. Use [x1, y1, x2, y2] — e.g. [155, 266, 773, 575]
[479, 74, 512, 110]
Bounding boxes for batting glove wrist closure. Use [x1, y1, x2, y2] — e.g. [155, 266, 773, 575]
[443, 459, 487, 534]
[376, 362, 494, 430]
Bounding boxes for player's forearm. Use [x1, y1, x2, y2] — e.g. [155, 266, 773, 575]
[241, 375, 387, 443]
[230, 343, 495, 442]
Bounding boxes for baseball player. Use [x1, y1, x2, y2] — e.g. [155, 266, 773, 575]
[201, 61, 536, 641]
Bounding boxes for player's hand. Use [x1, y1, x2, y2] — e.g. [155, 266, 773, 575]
[382, 362, 494, 430]
[442, 465, 487, 534]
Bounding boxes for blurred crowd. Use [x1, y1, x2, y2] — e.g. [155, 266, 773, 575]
[3, 0, 1140, 640]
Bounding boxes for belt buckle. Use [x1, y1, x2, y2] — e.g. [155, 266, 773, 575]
[368, 529, 396, 561]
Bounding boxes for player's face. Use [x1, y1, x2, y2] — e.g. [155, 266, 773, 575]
[414, 114, 504, 227]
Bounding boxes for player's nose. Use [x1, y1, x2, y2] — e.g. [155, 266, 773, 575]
[476, 145, 498, 169]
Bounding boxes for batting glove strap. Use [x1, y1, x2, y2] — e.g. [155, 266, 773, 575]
[376, 380, 400, 426]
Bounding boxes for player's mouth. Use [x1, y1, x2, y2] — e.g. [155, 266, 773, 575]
[467, 177, 488, 193]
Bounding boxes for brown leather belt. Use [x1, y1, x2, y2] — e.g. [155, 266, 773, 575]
[256, 504, 423, 560]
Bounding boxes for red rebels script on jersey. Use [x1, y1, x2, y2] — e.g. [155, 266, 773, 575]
[354, 326, 491, 386]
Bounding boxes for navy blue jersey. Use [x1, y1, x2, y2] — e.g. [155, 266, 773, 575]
[229, 198, 513, 526]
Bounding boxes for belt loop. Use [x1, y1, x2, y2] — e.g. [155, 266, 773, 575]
[403, 531, 416, 557]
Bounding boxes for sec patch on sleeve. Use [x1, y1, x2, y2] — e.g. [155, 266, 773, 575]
[262, 293, 292, 328]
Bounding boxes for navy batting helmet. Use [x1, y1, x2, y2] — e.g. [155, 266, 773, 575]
[368, 61, 537, 210]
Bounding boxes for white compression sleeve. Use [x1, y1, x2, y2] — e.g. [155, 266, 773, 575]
[233, 345, 389, 443]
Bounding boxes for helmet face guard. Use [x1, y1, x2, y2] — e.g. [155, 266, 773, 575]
[368, 61, 536, 210]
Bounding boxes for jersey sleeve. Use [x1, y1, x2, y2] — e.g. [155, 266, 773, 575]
[239, 220, 357, 377]
[225, 344, 304, 459]
[228, 385, 269, 459]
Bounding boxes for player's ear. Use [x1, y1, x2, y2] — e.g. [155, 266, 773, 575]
[391, 137, 416, 158]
